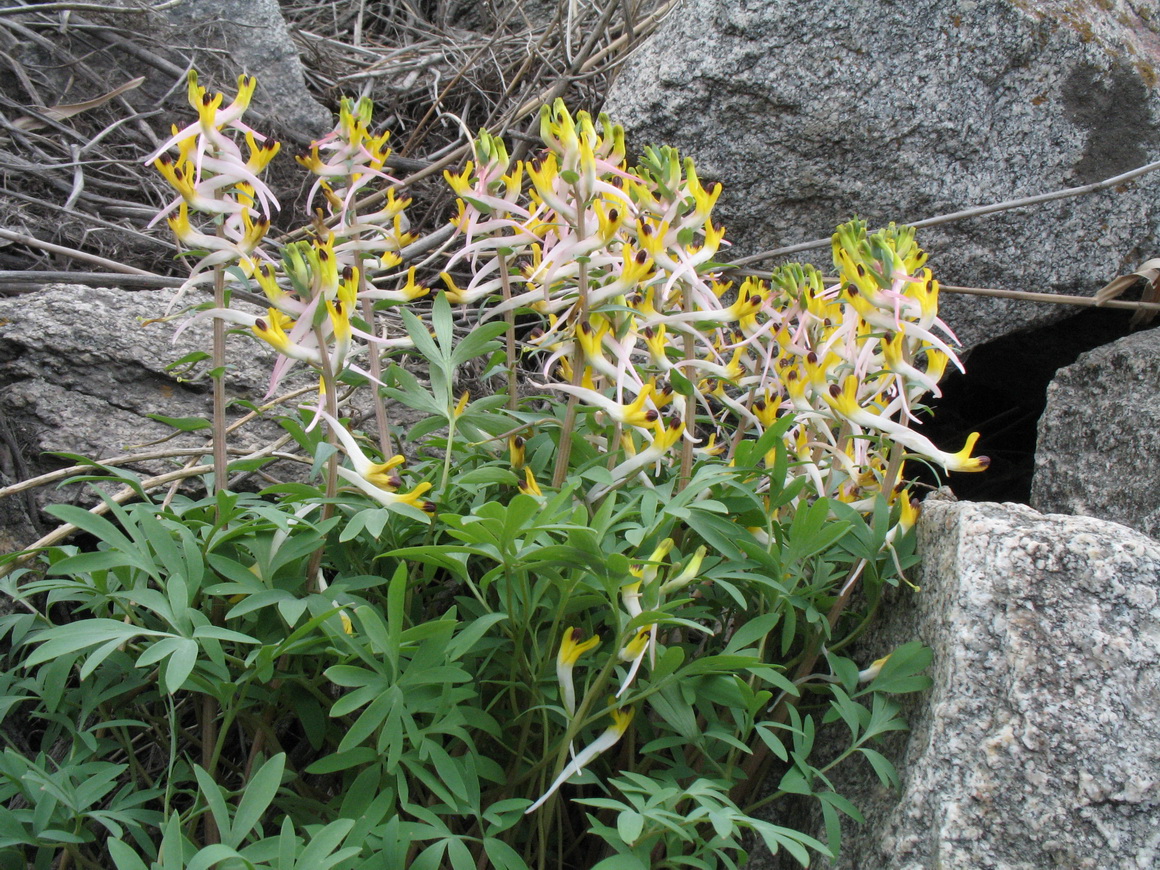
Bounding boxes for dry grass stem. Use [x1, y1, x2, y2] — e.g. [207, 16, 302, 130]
[729, 157, 1160, 267]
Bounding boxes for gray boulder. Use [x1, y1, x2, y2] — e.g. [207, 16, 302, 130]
[0, 284, 428, 551]
[751, 498, 1160, 869]
[1031, 325, 1160, 538]
[602, 0, 1160, 350]
[91, 0, 331, 142]
[155, 0, 330, 140]
[0, 284, 299, 542]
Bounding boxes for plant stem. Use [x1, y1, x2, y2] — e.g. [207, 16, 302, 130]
[307, 323, 342, 591]
[678, 281, 696, 490]
[881, 437, 907, 501]
[211, 240, 228, 496]
[498, 251, 519, 413]
[440, 412, 459, 494]
[552, 186, 590, 489]
[360, 296, 394, 458]
[206, 241, 228, 848]
[200, 693, 220, 845]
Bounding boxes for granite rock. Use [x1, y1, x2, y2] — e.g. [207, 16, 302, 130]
[94, 0, 331, 143]
[0, 284, 302, 543]
[750, 499, 1160, 869]
[603, 0, 1160, 350]
[1031, 325, 1160, 538]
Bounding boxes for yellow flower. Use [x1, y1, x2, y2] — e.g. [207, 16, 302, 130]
[858, 654, 891, 683]
[519, 467, 543, 497]
[897, 490, 919, 533]
[439, 271, 472, 305]
[660, 545, 707, 595]
[339, 474, 435, 516]
[454, 391, 470, 418]
[619, 626, 652, 662]
[252, 309, 320, 364]
[542, 381, 658, 430]
[322, 411, 407, 490]
[443, 161, 475, 196]
[509, 435, 526, 471]
[556, 627, 600, 716]
[245, 130, 280, 172]
[361, 266, 429, 304]
[826, 377, 989, 473]
[525, 705, 634, 814]
[615, 625, 654, 698]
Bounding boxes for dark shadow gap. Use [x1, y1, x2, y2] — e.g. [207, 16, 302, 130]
[912, 307, 1141, 503]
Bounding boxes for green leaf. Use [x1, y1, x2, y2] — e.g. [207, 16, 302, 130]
[43, 505, 136, 557]
[78, 637, 129, 681]
[453, 467, 519, 487]
[649, 644, 684, 683]
[185, 844, 246, 870]
[817, 790, 864, 824]
[668, 368, 695, 397]
[26, 620, 165, 668]
[777, 766, 811, 796]
[162, 638, 198, 694]
[616, 810, 644, 846]
[304, 748, 377, 775]
[276, 817, 297, 870]
[825, 650, 861, 692]
[192, 626, 259, 645]
[430, 291, 456, 355]
[49, 550, 135, 575]
[107, 839, 149, 870]
[385, 561, 408, 664]
[749, 819, 831, 867]
[482, 837, 529, 870]
[445, 613, 507, 660]
[724, 612, 781, 653]
[682, 508, 745, 560]
[856, 641, 933, 696]
[296, 818, 358, 869]
[755, 723, 789, 762]
[825, 686, 867, 741]
[230, 753, 285, 847]
[859, 747, 900, 789]
[589, 855, 649, 870]
[648, 684, 698, 738]
[165, 349, 211, 374]
[425, 743, 472, 813]
[819, 795, 842, 858]
[339, 690, 396, 752]
[224, 589, 294, 619]
[193, 767, 233, 847]
[786, 499, 851, 563]
[451, 322, 508, 367]
[147, 414, 212, 432]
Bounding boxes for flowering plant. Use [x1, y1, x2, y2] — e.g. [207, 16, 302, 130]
[0, 78, 973, 870]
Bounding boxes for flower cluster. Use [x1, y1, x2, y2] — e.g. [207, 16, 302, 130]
[740, 221, 987, 518]
[445, 102, 987, 520]
[149, 77, 431, 511]
[147, 71, 279, 295]
[231, 95, 425, 399]
[144, 79, 980, 827]
[296, 96, 420, 280]
[321, 411, 435, 515]
[443, 106, 986, 813]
